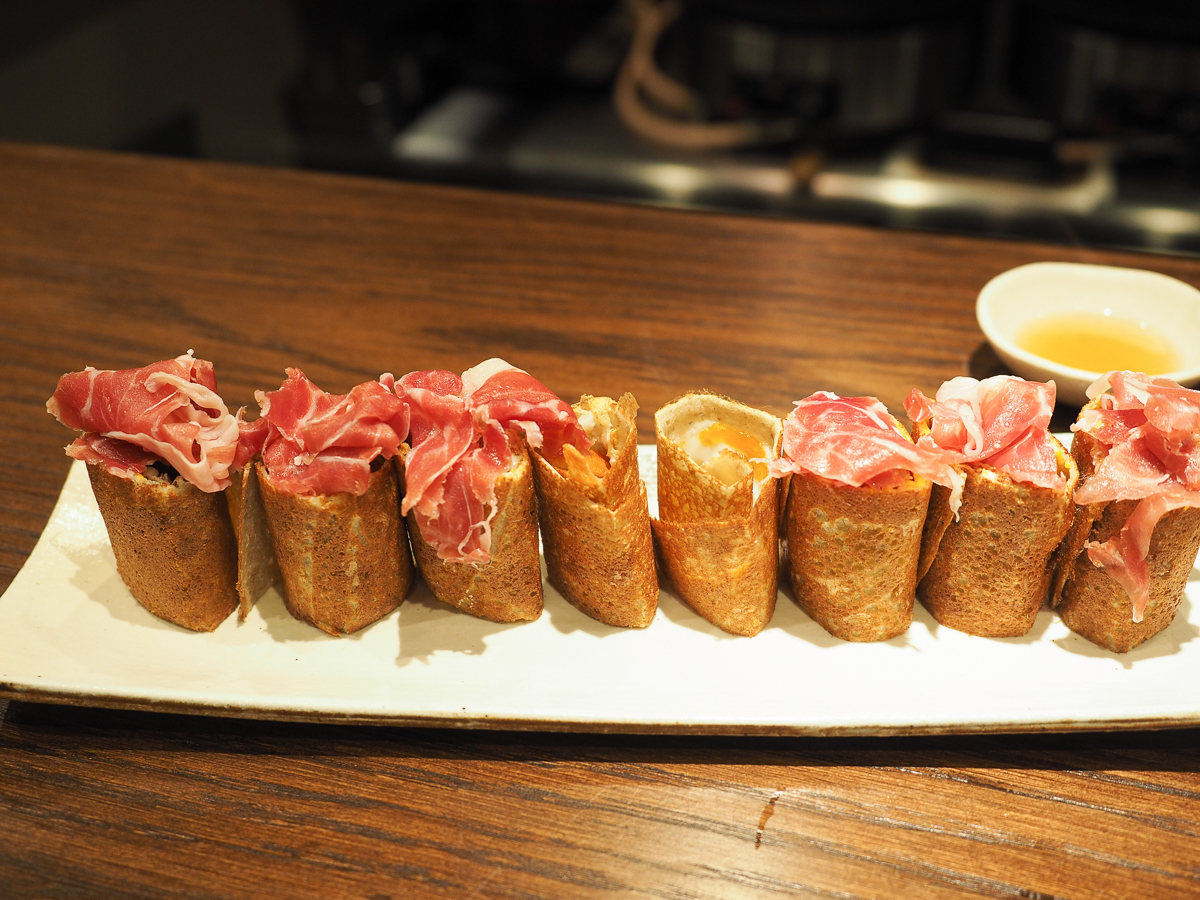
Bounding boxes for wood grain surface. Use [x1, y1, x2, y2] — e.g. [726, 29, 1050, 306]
[0, 142, 1197, 898]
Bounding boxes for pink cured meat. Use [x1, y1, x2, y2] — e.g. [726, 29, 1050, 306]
[1072, 371, 1200, 621]
[462, 358, 589, 459]
[46, 351, 240, 492]
[904, 375, 1064, 492]
[768, 392, 963, 495]
[232, 415, 270, 471]
[396, 358, 589, 563]
[256, 369, 410, 497]
[65, 434, 160, 477]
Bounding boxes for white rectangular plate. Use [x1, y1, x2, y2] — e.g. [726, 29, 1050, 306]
[1, 445, 1198, 735]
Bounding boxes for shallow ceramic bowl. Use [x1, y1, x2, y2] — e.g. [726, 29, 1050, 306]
[976, 261, 1200, 408]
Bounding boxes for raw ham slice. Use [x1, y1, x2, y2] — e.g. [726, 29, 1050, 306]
[768, 393, 963, 500]
[65, 434, 160, 477]
[395, 358, 588, 562]
[46, 351, 240, 492]
[1072, 371, 1200, 621]
[256, 369, 409, 497]
[905, 375, 1064, 492]
[463, 358, 589, 458]
[396, 369, 508, 562]
[397, 370, 478, 519]
[232, 414, 270, 470]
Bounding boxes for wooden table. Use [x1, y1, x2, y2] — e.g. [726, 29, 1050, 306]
[1, 142, 1197, 898]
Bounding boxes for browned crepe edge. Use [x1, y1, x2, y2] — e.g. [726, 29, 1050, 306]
[651, 481, 780, 637]
[257, 460, 412, 636]
[572, 392, 642, 507]
[408, 436, 543, 623]
[655, 391, 783, 522]
[909, 419, 956, 582]
[531, 394, 657, 627]
[1054, 402, 1200, 652]
[916, 481, 956, 583]
[88, 463, 239, 632]
[1048, 410, 1106, 609]
[226, 463, 282, 621]
[786, 471, 930, 642]
[1057, 500, 1200, 653]
[916, 434, 1078, 638]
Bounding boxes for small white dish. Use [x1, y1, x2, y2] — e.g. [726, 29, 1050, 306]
[976, 261, 1200, 408]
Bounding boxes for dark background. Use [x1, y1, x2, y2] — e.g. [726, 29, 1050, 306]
[5, 0, 1200, 255]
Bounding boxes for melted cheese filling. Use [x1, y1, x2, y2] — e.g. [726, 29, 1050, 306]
[548, 443, 610, 489]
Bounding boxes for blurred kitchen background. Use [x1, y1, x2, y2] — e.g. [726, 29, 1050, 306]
[5, 0, 1200, 255]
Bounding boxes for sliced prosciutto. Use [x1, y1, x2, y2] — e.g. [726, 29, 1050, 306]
[46, 351, 241, 492]
[396, 358, 589, 563]
[255, 369, 410, 497]
[1072, 371, 1200, 622]
[768, 392, 963, 496]
[905, 375, 1066, 495]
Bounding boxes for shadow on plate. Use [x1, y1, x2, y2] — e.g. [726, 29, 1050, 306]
[255, 588, 335, 643]
[394, 580, 532, 667]
[63, 540, 178, 632]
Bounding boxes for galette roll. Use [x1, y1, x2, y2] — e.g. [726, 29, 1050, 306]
[906, 375, 1078, 638]
[651, 391, 782, 637]
[531, 393, 658, 628]
[255, 368, 413, 636]
[46, 352, 269, 632]
[1052, 371, 1200, 653]
[769, 393, 960, 642]
[394, 359, 591, 623]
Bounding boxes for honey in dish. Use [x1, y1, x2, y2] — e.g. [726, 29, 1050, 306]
[1017, 312, 1180, 374]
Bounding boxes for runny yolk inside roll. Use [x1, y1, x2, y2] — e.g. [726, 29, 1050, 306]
[550, 443, 610, 488]
[697, 423, 770, 482]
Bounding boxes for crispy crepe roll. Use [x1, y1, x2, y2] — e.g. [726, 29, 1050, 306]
[906, 376, 1077, 638]
[255, 369, 413, 636]
[259, 458, 410, 635]
[45, 352, 262, 631]
[770, 393, 961, 642]
[89, 462, 239, 631]
[532, 393, 658, 628]
[408, 435, 544, 623]
[1052, 372, 1200, 653]
[652, 391, 782, 636]
[395, 359, 592, 623]
[225, 461, 282, 621]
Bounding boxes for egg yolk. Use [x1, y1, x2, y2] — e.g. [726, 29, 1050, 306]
[698, 423, 769, 480]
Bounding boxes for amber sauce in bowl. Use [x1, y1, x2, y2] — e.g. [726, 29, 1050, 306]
[976, 262, 1200, 408]
[1017, 313, 1180, 376]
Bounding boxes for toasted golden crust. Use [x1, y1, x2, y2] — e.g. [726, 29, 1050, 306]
[1054, 409, 1200, 652]
[1047, 422, 1104, 610]
[408, 437, 543, 623]
[258, 460, 412, 636]
[786, 471, 930, 642]
[88, 463, 239, 632]
[916, 482, 956, 583]
[652, 489, 779, 636]
[916, 437, 1077, 637]
[653, 392, 782, 636]
[226, 464, 281, 621]
[532, 394, 658, 628]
